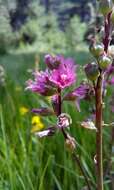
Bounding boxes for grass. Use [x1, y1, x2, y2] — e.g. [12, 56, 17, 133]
[0, 51, 113, 190]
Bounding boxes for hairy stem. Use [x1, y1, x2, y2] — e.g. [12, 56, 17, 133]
[57, 87, 61, 116]
[57, 88, 92, 190]
[95, 11, 112, 190]
[103, 12, 112, 53]
[95, 72, 103, 190]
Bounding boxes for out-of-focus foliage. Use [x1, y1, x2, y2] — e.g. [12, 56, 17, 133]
[0, 65, 5, 86]
[65, 16, 87, 51]
[0, 0, 88, 55]
[18, 2, 87, 54]
[19, 12, 67, 53]
[0, 0, 21, 54]
[0, 1, 13, 54]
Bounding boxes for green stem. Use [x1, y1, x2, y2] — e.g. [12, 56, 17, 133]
[57, 88, 92, 189]
[95, 73, 103, 190]
[72, 152, 92, 190]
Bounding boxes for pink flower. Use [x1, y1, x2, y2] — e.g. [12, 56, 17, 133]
[63, 83, 94, 101]
[63, 83, 94, 112]
[50, 57, 77, 89]
[26, 70, 56, 96]
[26, 55, 77, 96]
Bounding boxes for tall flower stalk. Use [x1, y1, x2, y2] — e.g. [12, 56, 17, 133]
[95, 11, 112, 190]
[86, 1, 114, 189]
[26, 54, 92, 189]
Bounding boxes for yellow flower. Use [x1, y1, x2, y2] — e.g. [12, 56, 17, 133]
[31, 116, 44, 133]
[19, 106, 29, 116]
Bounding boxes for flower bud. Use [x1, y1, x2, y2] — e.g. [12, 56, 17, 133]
[65, 134, 76, 152]
[108, 45, 114, 58]
[45, 54, 61, 70]
[89, 44, 104, 58]
[99, 0, 113, 16]
[84, 62, 100, 81]
[98, 55, 112, 69]
[57, 113, 72, 129]
[32, 107, 54, 116]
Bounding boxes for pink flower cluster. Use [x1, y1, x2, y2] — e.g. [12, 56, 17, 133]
[26, 54, 77, 95]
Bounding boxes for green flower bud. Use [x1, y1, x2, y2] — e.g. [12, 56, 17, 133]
[84, 62, 100, 82]
[90, 44, 104, 58]
[98, 55, 112, 69]
[99, 0, 113, 16]
[108, 45, 114, 58]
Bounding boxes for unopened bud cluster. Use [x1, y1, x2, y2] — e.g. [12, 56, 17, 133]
[85, 42, 113, 82]
[84, 0, 114, 82]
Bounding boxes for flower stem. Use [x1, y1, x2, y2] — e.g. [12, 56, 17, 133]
[72, 152, 92, 190]
[103, 12, 112, 53]
[95, 72, 103, 190]
[57, 87, 61, 116]
[94, 11, 112, 190]
[57, 87, 92, 190]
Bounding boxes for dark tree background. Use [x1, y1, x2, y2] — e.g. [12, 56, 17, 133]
[0, 0, 96, 31]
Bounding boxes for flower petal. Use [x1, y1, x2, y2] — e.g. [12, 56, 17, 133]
[81, 120, 97, 130]
[35, 127, 56, 138]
